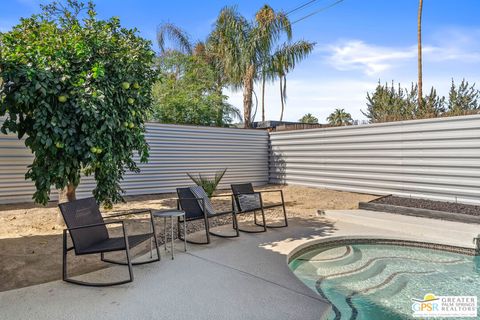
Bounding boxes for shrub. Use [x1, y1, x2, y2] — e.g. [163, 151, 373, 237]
[187, 169, 227, 197]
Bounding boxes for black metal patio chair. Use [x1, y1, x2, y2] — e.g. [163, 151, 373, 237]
[231, 183, 288, 229]
[59, 197, 160, 287]
[176, 186, 239, 245]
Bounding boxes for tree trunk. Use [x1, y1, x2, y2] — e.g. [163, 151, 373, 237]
[57, 183, 77, 225]
[279, 76, 285, 121]
[417, 0, 423, 113]
[243, 64, 255, 128]
[261, 74, 266, 122]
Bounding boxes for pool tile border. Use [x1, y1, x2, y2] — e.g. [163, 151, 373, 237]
[288, 237, 477, 263]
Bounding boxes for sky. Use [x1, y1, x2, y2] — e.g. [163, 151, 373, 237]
[1, 0, 480, 123]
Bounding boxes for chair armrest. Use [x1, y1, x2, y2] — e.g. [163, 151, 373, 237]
[176, 197, 204, 201]
[104, 209, 157, 236]
[65, 220, 124, 231]
[232, 191, 261, 196]
[105, 209, 151, 219]
[256, 189, 285, 204]
[257, 189, 283, 194]
[210, 194, 234, 198]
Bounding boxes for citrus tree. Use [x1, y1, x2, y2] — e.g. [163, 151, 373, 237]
[0, 1, 158, 207]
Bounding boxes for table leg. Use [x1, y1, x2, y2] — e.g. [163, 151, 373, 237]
[171, 216, 174, 260]
[183, 214, 187, 252]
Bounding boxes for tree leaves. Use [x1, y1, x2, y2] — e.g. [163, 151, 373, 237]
[327, 108, 353, 126]
[0, 0, 158, 206]
[151, 52, 241, 126]
[363, 80, 480, 123]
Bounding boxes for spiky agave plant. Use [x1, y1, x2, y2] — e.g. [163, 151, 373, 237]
[186, 168, 227, 197]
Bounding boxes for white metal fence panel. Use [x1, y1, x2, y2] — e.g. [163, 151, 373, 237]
[0, 122, 269, 204]
[269, 115, 480, 205]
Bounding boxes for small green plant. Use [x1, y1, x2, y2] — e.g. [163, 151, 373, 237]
[187, 169, 227, 197]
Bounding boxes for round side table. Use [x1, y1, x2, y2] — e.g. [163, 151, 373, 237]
[152, 210, 186, 259]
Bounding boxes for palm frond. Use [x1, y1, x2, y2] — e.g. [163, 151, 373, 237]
[223, 103, 243, 121]
[207, 6, 256, 87]
[272, 40, 315, 73]
[157, 22, 193, 55]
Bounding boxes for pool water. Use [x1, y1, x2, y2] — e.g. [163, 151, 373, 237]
[289, 243, 480, 320]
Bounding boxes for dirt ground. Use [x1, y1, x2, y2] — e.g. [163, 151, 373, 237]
[0, 185, 377, 292]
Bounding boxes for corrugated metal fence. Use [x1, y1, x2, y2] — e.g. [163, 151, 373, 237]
[2, 115, 480, 205]
[0, 122, 269, 204]
[270, 115, 480, 205]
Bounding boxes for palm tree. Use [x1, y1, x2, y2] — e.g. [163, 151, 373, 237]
[417, 0, 423, 111]
[271, 41, 315, 121]
[299, 113, 318, 124]
[207, 6, 291, 128]
[157, 22, 193, 55]
[327, 108, 353, 126]
[256, 6, 292, 122]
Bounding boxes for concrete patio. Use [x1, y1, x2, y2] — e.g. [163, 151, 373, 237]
[0, 209, 478, 320]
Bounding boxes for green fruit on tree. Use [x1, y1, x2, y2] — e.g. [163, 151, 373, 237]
[58, 95, 68, 103]
[131, 110, 136, 117]
[96, 148, 103, 154]
[90, 147, 98, 153]
[123, 121, 129, 127]
[121, 82, 130, 90]
[128, 122, 134, 129]
[133, 82, 140, 89]
[127, 98, 135, 105]
[55, 142, 64, 149]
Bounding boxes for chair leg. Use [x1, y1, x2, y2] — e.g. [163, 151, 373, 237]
[233, 212, 240, 236]
[269, 192, 288, 228]
[238, 212, 267, 233]
[282, 200, 288, 227]
[245, 208, 267, 233]
[204, 215, 211, 244]
[152, 228, 162, 262]
[125, 242, 134, 283]
[255, 205, 289, 229]
[178, 218, 210, 245]
[237, 205, 267, 233]
[63, 247, 133, 286]
[62, 230, 68, 282]
[260, 207, 267, 231]
[208, 213, 240, 238]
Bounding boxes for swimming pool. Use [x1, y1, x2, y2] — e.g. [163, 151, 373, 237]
[289, 240, 480, 320]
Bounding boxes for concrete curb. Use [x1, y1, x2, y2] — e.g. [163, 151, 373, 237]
[359, 202, 480, 225]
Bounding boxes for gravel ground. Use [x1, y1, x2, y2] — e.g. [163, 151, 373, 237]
[372, 195, 480, 216]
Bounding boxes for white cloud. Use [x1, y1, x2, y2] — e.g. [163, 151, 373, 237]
[226, 29, 480, 124]
[324, 40, 437, 76]
[324, 29, 480, 76]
